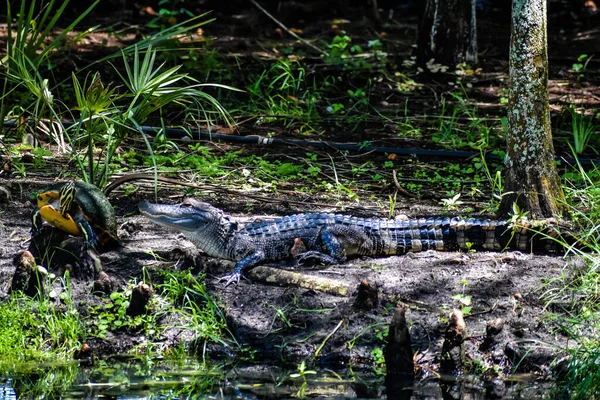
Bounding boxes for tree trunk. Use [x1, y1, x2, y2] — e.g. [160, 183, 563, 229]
[417, 0, 478, 67]
[498, 0, 565, 218]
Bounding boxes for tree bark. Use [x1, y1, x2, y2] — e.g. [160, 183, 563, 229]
[499, 0, 566, 218]
[417, 0, 478, 67]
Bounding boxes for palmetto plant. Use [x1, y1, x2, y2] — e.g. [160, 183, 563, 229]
[1, 0, 238, 187]
[0, 0, 99, 143]
[69, 46, 237, 186]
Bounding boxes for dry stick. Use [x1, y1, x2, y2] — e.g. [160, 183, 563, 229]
[248, 266, 351, 296]
[248, 0, 325, 55]
[392, 169, 416, 198]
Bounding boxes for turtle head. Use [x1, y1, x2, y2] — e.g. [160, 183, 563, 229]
[59, 181, 77, 217]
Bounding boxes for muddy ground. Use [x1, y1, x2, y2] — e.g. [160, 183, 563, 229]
[0, 177, 579, 395]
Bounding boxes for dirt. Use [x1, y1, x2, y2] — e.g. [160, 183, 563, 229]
[0, 178, 578, 392]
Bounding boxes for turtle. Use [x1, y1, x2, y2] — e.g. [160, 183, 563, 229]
[31, 181, 119, 249]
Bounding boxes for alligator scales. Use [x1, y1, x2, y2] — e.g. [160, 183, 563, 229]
[139, 199, 557, 285]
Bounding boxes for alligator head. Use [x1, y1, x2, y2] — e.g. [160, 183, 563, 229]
[139, 199, 239, 259]
[139, 198, 226, 231]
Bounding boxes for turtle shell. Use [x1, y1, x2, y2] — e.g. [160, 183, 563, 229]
[36, 181, 118, 246]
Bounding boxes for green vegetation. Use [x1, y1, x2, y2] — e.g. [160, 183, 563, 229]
[568, 105, 599, 155]
[1, 0, 235, 188]
[2, 358, 223, 398]
[85, 269, 232, 350]
[540, 161, 600, 398]
[246, 59, 321, 130]
[0, 291, 83, 364]
[156, 269, 231, 347]
[0, 254, 229, 367]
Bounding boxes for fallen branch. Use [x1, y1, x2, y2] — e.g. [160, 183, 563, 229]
[248, 266, 350, 296]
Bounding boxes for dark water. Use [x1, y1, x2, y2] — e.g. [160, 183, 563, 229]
[0, 359, 557, 399]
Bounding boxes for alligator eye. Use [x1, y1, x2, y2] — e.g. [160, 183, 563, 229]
[182, 200, 193, 207]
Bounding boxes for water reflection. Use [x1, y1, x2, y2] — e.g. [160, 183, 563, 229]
[0, 358, 556, 399]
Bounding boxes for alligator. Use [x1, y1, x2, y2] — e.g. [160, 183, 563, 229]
[138, 199, 562, 285]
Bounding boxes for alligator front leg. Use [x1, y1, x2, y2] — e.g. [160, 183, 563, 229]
[219, 250, 266, 286]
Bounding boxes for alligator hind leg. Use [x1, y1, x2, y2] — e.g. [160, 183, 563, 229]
[297, 227, 347, 265]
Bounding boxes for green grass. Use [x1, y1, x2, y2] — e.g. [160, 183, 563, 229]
[568, 105, 599, 155]
[156, 269, 233, 349]
[245, 59, 321, 130]
[0, 291, 84, 364]
[0, 266, 232, 364]
[540, 159, 600, 398]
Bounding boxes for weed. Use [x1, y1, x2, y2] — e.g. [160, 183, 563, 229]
[431, 88, 499, 150]
[0, 0, 99, 137]
[89, 282, 157, 338]
[452, 279, 472, 315]
[508, 202, 529, 225]
[146, 0, 194, 30]
[157, 269, 232, 347]
[290, 360, 317, 398]
[246, 59, 320, 129]
[388, 192, 397, 219]
[571, 54, 590, 81]
[2, 5, 234, 186]
[473, 153, 504, 209]
[568, 105, 598, 155]
[440, 192, 464, 211]
[31, 147, 52, 168]
[324, 31, 387, 70]
[371, 347, 386, 374]
[327, 103, 345, 114]
[532, 158, 600, 397]
[0, 281, 84, 364]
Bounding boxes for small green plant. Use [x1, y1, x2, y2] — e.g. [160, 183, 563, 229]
[325, 33, 353, 65]
[473, 152, 504, 210]
[89, 284, 157, 338]
[371, 347, 386, 372]
[246, 59, 319, 129]
[324, 31, 387, 70]
[388, 192, 397, 219]
[157, 270, 231, 346]
[327, 103, 345, 114]
[452, 281, 472, 315]
[290, 360, 317, 379]
[568, 106, 598, 155]
[31, 146, 52, 168]
[440, 192, 464, 211]
[145, 0, 194, 30]
[508, 202, 529, 225]
[571, 54, 589, 81]
[290, 361, 317, 398]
